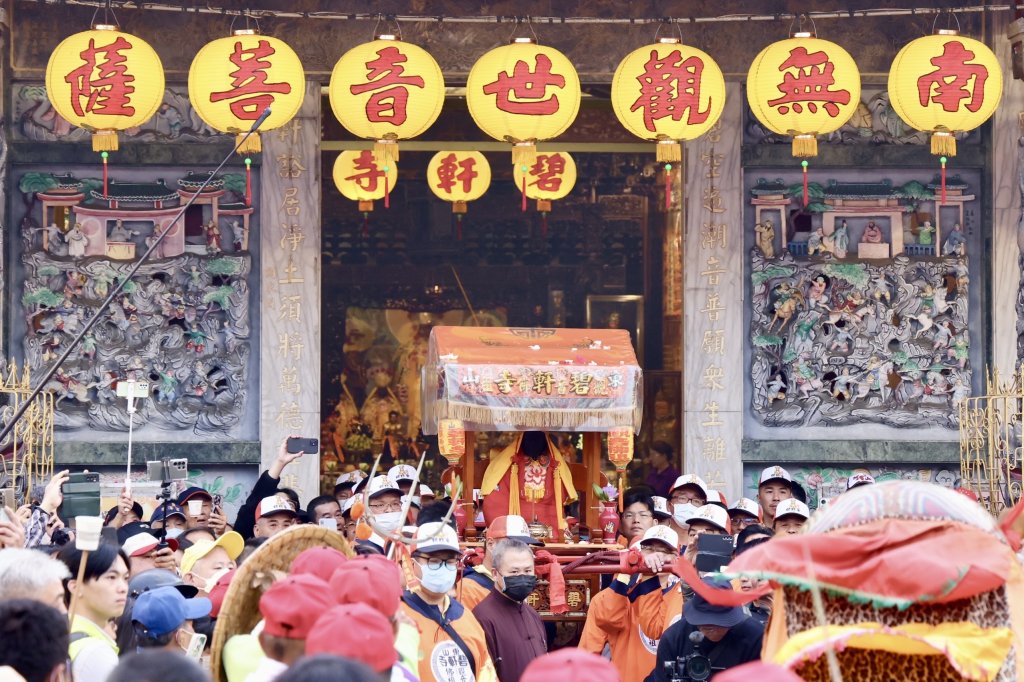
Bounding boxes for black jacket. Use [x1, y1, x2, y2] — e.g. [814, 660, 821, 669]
[233, 470, 281, 539]
[649, 616, 763, 682]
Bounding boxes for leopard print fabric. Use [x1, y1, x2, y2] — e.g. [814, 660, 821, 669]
[783, 586, 1017, 682]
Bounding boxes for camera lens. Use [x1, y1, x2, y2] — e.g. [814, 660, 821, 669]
[686, 655, 712, 681]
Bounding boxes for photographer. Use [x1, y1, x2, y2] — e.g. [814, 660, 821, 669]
[233, 436, 306, 539]
[651, 577, 763, 682]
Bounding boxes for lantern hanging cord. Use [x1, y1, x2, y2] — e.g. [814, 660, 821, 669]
[932, 7, 962, 33]
[41, 1, 1013, 25]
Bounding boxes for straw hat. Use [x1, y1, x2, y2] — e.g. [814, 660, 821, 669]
[210, 525, 353, 682]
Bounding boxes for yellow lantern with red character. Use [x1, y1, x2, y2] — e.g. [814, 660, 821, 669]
[427, 151, 492, 240]
[329, 35, 445, 169]
[612, 38, 726, 163]
[466, 38, 581, 166]
[438, 419, 466, 469]
[888, 30, 1002, 201]
[607, 427, 634, 511]
[333, 149, 398, 212]
[45, 24, 165, 152]
[747, 32, 860, 158]
[512, 151, 576, 234]
[188, 30, 306, 155]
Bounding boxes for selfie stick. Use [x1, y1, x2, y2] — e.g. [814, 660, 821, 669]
[0, 108, 273, 449]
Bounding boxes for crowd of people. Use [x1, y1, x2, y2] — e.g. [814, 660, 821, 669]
[0, 437, 891, 681]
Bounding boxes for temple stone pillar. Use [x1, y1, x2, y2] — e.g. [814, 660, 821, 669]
[682, 82, 743, 500]
[259, 81, 322, 502]
[993, 13, 1024, 373]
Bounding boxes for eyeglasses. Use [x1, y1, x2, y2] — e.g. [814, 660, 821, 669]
[622, 512, 653, 521]
[369, 501, 403, 513]
[415, 556, 459, 570]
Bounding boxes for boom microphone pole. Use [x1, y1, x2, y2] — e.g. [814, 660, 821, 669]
[0, 108, 274, 448]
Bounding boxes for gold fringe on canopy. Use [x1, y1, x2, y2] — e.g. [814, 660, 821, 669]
[373, 137, 399, 168]
[441, 401, 636, 432]
[91, 130, 118, 152]
[931, 130, 956, 157]
[792, 134, 818, 158]
[235, 132, 261, 154]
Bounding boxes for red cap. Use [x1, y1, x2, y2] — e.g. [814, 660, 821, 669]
[521, 649, 621, 682]
[715, 662, 804, 682]
[208, 569, 236, 618]
[305, 603, 397, 673]
[259, 574, 329, 639]
[291, 547, 348, 583]
[330, 554, 402, 617]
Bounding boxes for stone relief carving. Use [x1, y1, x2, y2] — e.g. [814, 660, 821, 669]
[751, 251, 970, 428]
[17, 170, 255, 436]
[14, 85, 226, 144]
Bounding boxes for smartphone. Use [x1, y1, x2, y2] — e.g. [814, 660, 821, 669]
[212, 494, 223, 511]
[62, 472, 101, 519]
[694, 533, 736, 573]
[1, 488, 15, 511]
[184, 632, 207, 660]
[318, 518, 338, 532]
[286, 437, 319, 454]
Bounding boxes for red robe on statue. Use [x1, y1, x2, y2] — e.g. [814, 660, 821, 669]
[481, 432, 578, 535]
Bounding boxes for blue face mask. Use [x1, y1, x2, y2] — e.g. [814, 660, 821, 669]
[418, 562, 457, 594]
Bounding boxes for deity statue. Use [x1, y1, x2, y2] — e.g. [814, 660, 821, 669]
[917, 220, 935, 246]
[942, 222, 966, 257]
[109, 219, 136, 242]
[861, 221, 883, 244]
[807, 227, 826, 256]
[832, 220, 850, 258]
[64, 223, 88, 258]
[755, 219, 775, 258]
[649, 392, 679, 446]
[359, 363, 403, 450]
[481, 431, 578, 538]
[205, 221, 223, 254]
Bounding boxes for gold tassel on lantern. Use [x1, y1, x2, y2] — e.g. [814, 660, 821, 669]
[656, 137, 681, 163]
[512, 141, 537, 167]
[374, 135, 400, 168]
[931, 130, 956, 157]
[91, 130, 119, 152]
[439, 419, 466, 468]
[792, 133, 818, 158]
[236, 132, 262, 154]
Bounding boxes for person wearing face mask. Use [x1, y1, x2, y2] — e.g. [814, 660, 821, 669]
[149, 503, 188, 538]
[180, 531, 243, 596]
[668, 474, 709, 539]
[363, 475, 408, 551]
[472, 539, 547, 681]
[460, 515, 542, 610]
[131, 585, 212, 654]
[400, 522, 496, 682]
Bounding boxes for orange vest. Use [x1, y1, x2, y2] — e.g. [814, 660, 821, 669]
[400, 591, 496, 682]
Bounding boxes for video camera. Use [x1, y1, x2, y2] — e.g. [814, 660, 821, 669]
[663, 632, 721, 682]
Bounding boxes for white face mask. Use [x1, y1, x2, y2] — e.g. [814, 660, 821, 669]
[195, 567, 229, 593]
[673, 503, 700, 527]
[418, 562, 458, 594]
[375, 511, 404, 534]
[166, 528, 184, 540]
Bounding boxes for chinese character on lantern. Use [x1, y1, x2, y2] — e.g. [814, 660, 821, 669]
[917, 41, 988, 113]
[529, 154, 566, 192]
[768, 46, 851, 117]
[482, 54, 565, 115]
[65, 36, 136, 117]
[344, 150, 386, 192]
[435, 153, 479, 195]
[630, 48, 711, 132]
[349, 46, 426, 126]
[208, 39, 293, 119]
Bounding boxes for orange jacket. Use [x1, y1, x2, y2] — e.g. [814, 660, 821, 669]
[400, 591, 497, 682]
[635, 577, 685, 642]
[585, 575, 671, 682]
[457, 574, 492, 611]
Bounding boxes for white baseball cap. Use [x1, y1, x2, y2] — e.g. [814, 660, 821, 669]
[335, 470, 367, 487]
[651, 496, 671, 520]
[728, 498, 762, 521]
[255, 496, 297, 521]
[388, 465, 417, 485]
[670, 474, 709, 498]
[419, 484, 436, 499]
[685, 504, 731, 534]
[341, 497, 357, 516]
[366, 475, 401, 500]
[707, 490, 729, 509]
[401, 494, 422, 509]
[413, 522, 460, 554]
[847, 472, 876, 490]
[774, 498, 810, 521]
[122, 531, 176, 557]
[759, 466, 793, 486]
[640, 525, 680, 551]
[487, 514, 542, 546]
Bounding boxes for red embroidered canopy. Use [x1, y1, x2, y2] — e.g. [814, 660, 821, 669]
[421, 326, 643, 433]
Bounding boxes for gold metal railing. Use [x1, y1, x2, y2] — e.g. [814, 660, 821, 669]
[0, 361, 55, 503]
[960, 366, 1024, 516]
